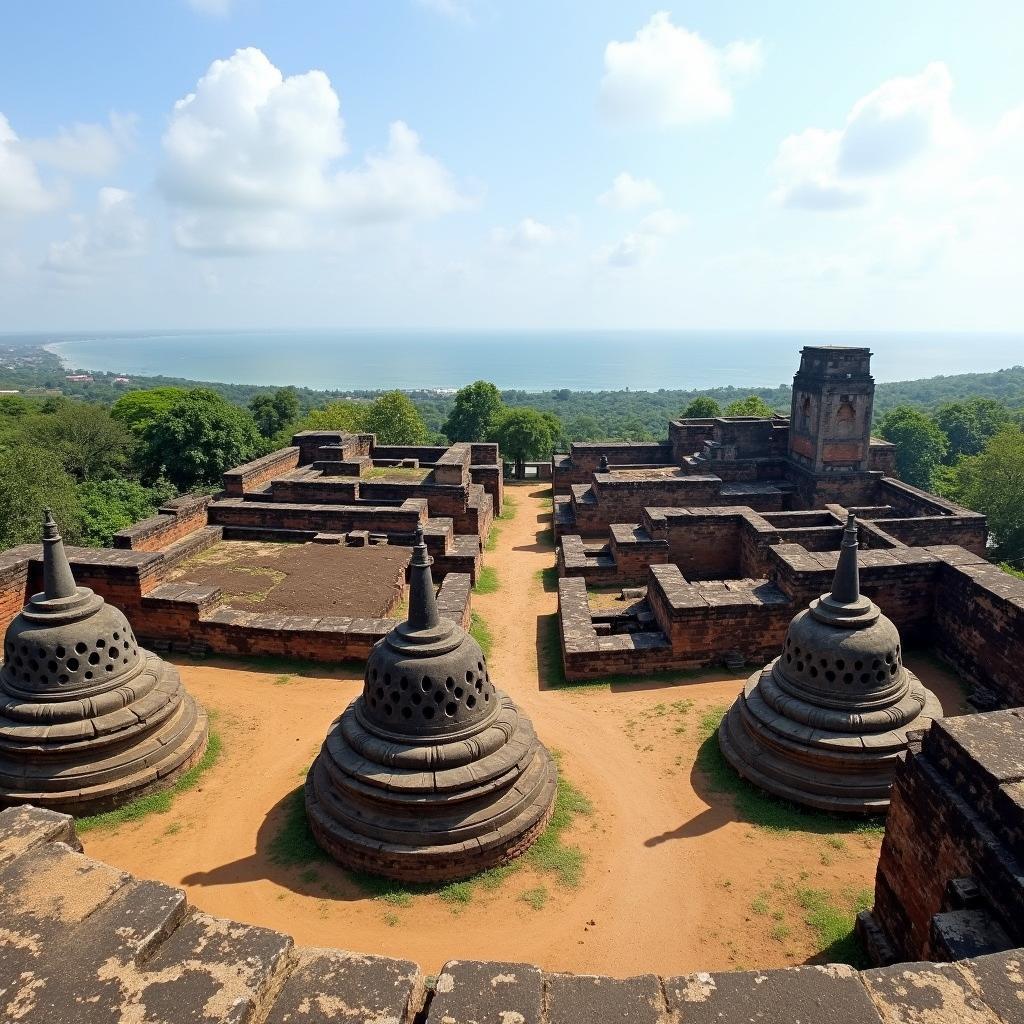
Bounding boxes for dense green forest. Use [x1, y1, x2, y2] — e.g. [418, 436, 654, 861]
[0, 342, 1021, 565]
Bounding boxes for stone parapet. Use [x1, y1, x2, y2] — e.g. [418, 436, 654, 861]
[222, 447, 301, 496]
[113, 493, 215, 551]
[2, 804, 1021, 1023]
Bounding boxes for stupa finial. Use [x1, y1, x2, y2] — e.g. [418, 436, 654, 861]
[41, 508, 78, 601]
[407, 522, 440, 631]
[830, 513, 861, 605]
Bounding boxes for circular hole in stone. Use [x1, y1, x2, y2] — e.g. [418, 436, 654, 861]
[123, 657, 128, 664]
[889, 664, 898, 675]
[475, 680, 483, 692]
[859, 673, 870, 684]
[876, 670, 886, 682]
[434, 690, 444, 704]
[399, 677, 409, 690]
[390, 690, 400, 705]
[445, 677, 455, 691]
[39, 675, 49, 686]
[411, 692, 422, 705]
[58, 674, 68, 684]
[105, 664, 114, 673]
[445, 702, 457, 717]
[55, 645, 66, 658]
[843, 673, 853, 684]
[113, 632, 120, 640]
[477, 661, 483, 672]
[796, 660, 804, 671]
[454, 687, 464, 699]
[786, 637, 791, 647]
[47, 660, 57, 673]
[785, 653, 792, 663]
[84, 671, 93, 680]
[466, 694, 476, 708]
[872, 659, 881, 669]
[401, 707, 412, 719]
[825, 670, 836, 682]
[423, 706, 435, 720]
[820, 658, 827, 668]
[13, 656, 22, 667]
[109, 646, 119, 659]
[854, 660, 863, 670]
[810, 667, 818, 677]
[86, 652, 99, 665]
[484, 692, 490, 701]
[376, 686, 384, 699]
[96, 639, 105, 649]
[421, 678, 431, 693]
[836, 659, 845, 670]
[75, 642, 87, 655]
[28, 659, 38, 671]
[465, 670, 473, 683]
[383, 703, 392, 716]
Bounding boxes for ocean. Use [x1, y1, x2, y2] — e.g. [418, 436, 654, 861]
[37, 329, 1024, 392]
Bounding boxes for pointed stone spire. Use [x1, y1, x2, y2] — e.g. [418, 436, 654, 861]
[811, 513, 877, 627]
[407, 522, 440, 632]
[41, 509, 79, 602]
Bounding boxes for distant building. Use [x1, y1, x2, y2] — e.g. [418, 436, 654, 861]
[64, 374, 94, 383]
[113, 376, 131, 384]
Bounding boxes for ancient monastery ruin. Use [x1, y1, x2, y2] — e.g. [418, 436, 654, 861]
[0, 345, 1022, 1022]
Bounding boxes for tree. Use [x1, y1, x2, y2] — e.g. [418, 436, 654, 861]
[682, 396, 722, 418]
[934, 398, 1012, 462]
[110, 387, 188, 435]
[249, 387, 300, 440]
[140, 389, 263, 491]
[876, 406, 948, 489]
[77, 478, 178, 547]
[30, 402, 135, 482]
[565, 414, 602, 442]
[488, 407, 558, 477]
[724, 395, 776, 417]
[363, 391, 430, 445]
[0, 445, 80, 548]
[941, 426, 1024, 559]
[443, 381, 504, 442]
[298, 400, 369, 434]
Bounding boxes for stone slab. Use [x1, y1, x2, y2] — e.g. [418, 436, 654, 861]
[545, 972, 664, 1024]
[430, 960, 542, 1024]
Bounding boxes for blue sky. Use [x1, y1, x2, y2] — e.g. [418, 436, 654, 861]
[1, 1, 1023, 331]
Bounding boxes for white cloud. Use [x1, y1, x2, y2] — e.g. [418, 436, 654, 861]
[490, 217, 558, 248]
[598, 172, 663, 209]
[25, 113, 134, 177]
[772, 63, 967, 211]
[600, 12, 762, 128]
[159, 48, 470, 253]
[43, 187, 147, 276]
[595, 206, 687, 267]
[0, 113, 61, 213]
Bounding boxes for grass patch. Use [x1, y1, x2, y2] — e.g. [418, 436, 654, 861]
[525, 756, 593, 887]
[797, 887, 872, 967]
[267, 784, 328, 867]
[535, 566, 559, 593]
[77, 726, 223, 833]
[521, 886, 548, 910]
[694, 707, 886, 838]
[751, 897, 769, 916]
[485, 525, 501, 552]
[474, 567, 500, 594]
[497, 494, 518, 520]
[363, 466, 431, 481]
[470, 612, 493, 657]
[273, 674, 292, 686]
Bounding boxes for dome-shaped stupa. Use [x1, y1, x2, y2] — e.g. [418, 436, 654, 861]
[0, 511, 208, 815]
[718, 513, 942, 813]
[305, 524, 557, 881]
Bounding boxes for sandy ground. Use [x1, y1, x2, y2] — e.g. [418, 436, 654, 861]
[86, 484, 969, 978]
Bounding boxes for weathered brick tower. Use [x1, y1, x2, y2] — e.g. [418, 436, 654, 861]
[788, 346, 875, 475]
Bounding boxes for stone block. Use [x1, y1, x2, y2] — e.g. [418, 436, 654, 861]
[545, 972, 664, 1024]
[430, 960, 542, 1024]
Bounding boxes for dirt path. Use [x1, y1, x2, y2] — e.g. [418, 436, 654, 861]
[87, 484, 968, 977]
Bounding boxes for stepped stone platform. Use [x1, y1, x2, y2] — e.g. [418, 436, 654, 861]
[306, 526, 557, 881]
[0, 513, 208, 815]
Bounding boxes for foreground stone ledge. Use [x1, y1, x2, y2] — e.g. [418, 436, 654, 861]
[2, 804, 1023, 1023]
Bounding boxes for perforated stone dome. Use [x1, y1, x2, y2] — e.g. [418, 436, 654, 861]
[306, 524, 557, 882]
[0, 511, 208, 815]
[718, 513, 942, 814]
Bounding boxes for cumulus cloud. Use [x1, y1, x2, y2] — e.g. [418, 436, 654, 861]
[159, 48, 470, 253]
[772, 63, 967, 211]
[25, 113, 135, 177]
[490, 217, 562, 249]
[598, 172, 663, 209]
[600, 12, 762, 128]
[42, 187, 147, 276]
[595, 206, 687, 267]
[0, 113, 61, 213]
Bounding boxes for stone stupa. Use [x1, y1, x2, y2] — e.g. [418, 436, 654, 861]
[0, 511, 208, 815]
[718, 513, 942, 813]
[306, 524, 557, 881]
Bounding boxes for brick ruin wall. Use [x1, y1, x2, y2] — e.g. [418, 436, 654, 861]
[4, 707, 1023, 1023]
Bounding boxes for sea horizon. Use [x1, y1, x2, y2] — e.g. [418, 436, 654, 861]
[21, 328, 1024, 393]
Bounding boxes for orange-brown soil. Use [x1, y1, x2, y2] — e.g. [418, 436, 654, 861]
[87, 485, 968, 978]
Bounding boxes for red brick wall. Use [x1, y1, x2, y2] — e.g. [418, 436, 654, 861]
[222, 448, 300, 496]
[113, 494, 213, 552]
